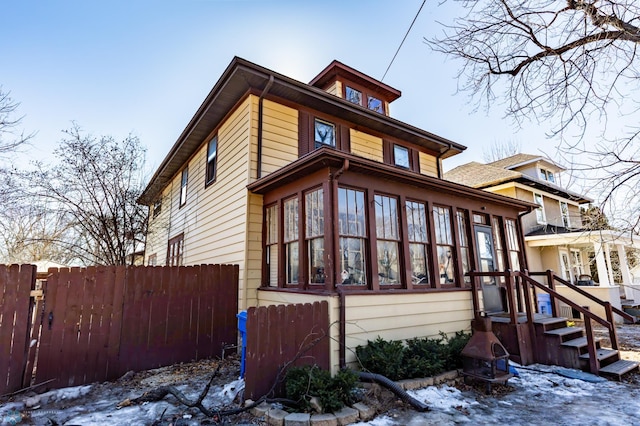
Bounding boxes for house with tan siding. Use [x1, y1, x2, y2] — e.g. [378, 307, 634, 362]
[139, 57, 535, 372]
[445, 154, 640, 319]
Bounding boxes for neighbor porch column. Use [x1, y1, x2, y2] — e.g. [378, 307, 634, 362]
[594, 242, 611, 286]
[604, 243, 615, 286]
[617, 244, 633, 300]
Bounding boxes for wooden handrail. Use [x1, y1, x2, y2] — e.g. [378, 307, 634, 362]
[549, 272, 635, 324]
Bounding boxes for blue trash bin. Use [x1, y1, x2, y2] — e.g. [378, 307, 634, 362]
[237, 310, 247, 378]
[537, 293, 552, 315]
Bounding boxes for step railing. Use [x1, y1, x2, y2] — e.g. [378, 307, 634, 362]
[468, 270, 632, 374]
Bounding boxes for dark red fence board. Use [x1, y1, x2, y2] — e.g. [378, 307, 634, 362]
[0, 265, 36, 395]
[244, 301, 330, 400]
[21, 264, 238, 391]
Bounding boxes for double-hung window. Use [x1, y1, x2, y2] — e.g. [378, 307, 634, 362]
[284, 197, 299, 285]
[206, 136, 218, 185]
[505, 219, 521, 270]
[180, 167, 188, 207]
[338, 187, 367, 285]
[406, 200, 430, 285]
[306, 189, 325, 284]
[433, 206, 456, 284]
[374, 195, 400, 285]
[167, 234, 184, 266]
[457, 211, 472, 283]
[533, 193, 546, 224]
[560, 202, 570, 228]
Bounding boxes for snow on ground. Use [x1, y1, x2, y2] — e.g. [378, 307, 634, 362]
[3, 324, 640, 425]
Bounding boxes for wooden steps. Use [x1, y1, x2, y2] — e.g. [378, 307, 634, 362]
[491, 313, 639, 381]
[598, 360, 640, 380]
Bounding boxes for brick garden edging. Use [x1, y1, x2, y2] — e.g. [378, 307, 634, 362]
[246, 369, 463, 426]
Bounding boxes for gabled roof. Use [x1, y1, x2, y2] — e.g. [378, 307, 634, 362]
[444, 162, 521, 188]
[444, 157, 592, 203]
[488, 153, 565, 171]
[139, 57, 466, 205]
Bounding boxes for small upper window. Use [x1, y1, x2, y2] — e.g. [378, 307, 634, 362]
[345, 86, 362, 105]
[393, 145, 410, 168]
[367, 96, 384, 114]
[314, 119, 336, 148]
[540, 168, 555, 183]
[180, 167, 188, 207]
[153, 199, 162, 218]
[534, 193, 546, 224]
[206, 136, 218, 185]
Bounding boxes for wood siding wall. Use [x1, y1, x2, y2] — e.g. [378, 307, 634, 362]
[258, 99, 299, 176]
[343, 292, 473, 368]
[256, 289, 474, 374]
[418, 152, 438, 177]
[350, 129, 384, 162]
[244, 301, 330, 400]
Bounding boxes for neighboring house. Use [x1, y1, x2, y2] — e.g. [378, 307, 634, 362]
[445, 154, 640, 317]
[139, 57, 534, 372]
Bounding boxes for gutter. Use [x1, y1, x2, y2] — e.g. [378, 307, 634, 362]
[257, 75, 275, 179]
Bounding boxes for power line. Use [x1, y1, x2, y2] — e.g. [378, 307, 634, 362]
[381, 0, 427, 82]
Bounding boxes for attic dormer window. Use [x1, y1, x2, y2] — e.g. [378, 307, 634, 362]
[345, 86, 362, 105]
[540, 168, 555, 183]
[367, 95, 384, 114]
[314, 119, 336, 148]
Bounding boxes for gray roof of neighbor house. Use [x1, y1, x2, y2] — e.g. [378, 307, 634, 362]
[487, 153, 565, 171]
[444, 157, 592, 204]
[138, 57, 467, 205]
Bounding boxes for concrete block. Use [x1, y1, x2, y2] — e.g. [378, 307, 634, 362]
[434, 370, 459, 385]
[284, 412, 310, 426]
[266, 408, 289, 426]
[250, 401, 271, 417]
[310, 413, 337, 426]
[352, 402, 376, 421]
[334, 406, 359, 425]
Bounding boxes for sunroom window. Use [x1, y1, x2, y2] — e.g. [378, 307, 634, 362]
[338, 187, 367, 285]
[433, 206, 456, 284]
[306, 188, 325, 284]
[457, 211, 471, 284]
[505, 219, 521, 270]
[406, 200, 430, 285]
[534, 193, 546, 224]
[266, 204, 278, 287]
[284, 197, 299, 285]
[560, 202, 570, 228]
[375, 195, 400, 285]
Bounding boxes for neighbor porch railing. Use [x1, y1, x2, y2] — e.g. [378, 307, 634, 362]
[468, 270, 635, 374]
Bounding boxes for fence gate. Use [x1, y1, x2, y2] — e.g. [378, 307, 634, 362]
[244, 301, 330, 400]
[0, 264, 238, 395]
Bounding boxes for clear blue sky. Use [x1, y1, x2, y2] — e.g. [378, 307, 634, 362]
[2, 0, 557, 175]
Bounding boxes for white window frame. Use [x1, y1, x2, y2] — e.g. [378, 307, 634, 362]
[533, 193, 546, 224]
[560, 201, 570, 228]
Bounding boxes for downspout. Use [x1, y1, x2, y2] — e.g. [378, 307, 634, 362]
[257, 75, 275, 179]
[436, 143, 452, 179]
[331, 159, 349, 369]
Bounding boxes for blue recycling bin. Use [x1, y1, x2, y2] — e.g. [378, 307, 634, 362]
[537, 293, 552, 315]
[237, 310, 247, 378]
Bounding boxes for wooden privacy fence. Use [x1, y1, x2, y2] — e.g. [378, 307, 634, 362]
[0, 264, 37, 395]
[244, 301, 330, 400]
[0, 264, 238, 395]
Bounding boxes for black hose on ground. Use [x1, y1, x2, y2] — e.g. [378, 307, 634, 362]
[358, 371, 430, 412]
